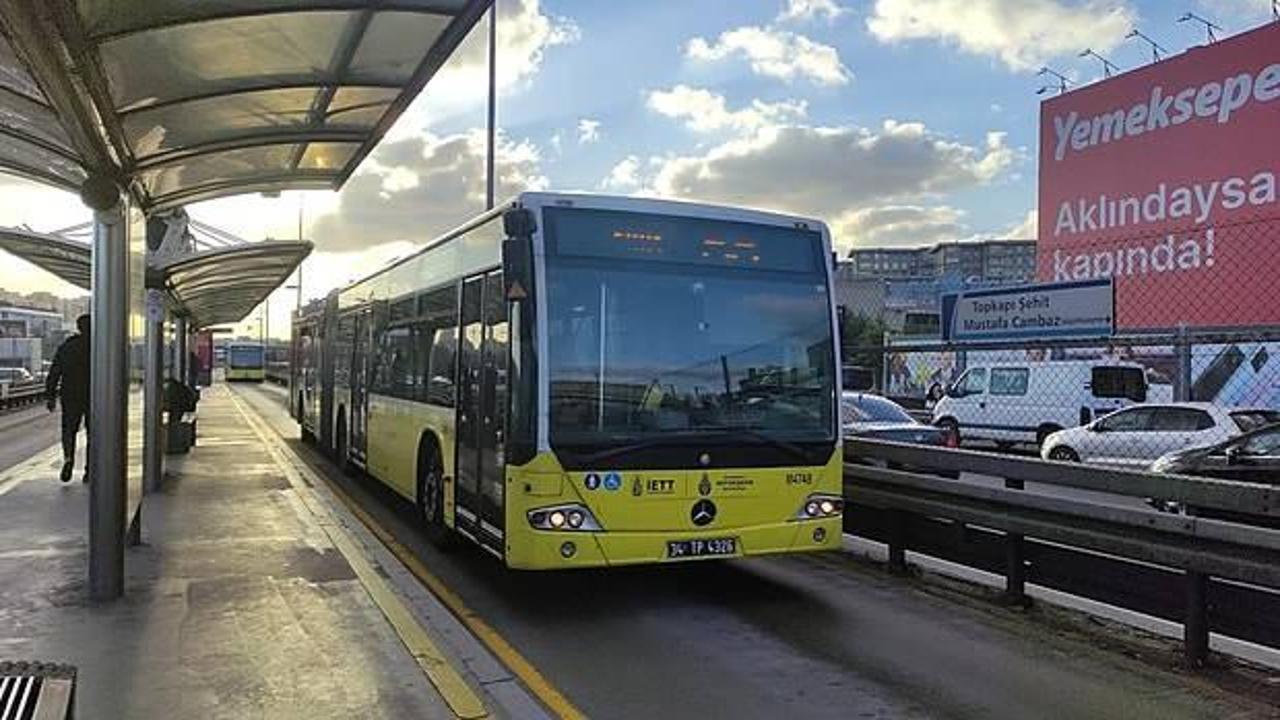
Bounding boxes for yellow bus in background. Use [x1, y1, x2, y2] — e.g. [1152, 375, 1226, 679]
[225, 342, 266, 382]
[292, 193, 843, 569]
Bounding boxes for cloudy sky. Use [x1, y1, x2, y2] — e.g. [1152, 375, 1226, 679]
[0, 0, 1272, 337]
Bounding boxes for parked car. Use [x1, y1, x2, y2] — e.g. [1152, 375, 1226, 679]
[1040, 403, 1280, 468]
[931, 360, 1161, 449]
[0, 367, 34, 385]
[841, 365, 876, 392]
[1149, 422, 1280, 528]
[843, 392, 958, 479]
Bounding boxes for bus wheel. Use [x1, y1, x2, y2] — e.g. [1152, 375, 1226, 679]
[418, 442, 455, 550]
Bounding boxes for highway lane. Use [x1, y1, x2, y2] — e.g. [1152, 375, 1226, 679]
[234, 382, 1268, 720]
[0, 404, 59, 473]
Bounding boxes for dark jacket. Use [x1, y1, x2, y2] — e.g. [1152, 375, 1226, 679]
[46, 333, 90, 408]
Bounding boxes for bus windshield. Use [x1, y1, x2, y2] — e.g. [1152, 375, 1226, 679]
[543, 207, 836, 448]
[228, 344, 264, 368]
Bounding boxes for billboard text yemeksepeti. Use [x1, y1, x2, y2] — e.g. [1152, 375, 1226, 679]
[1038, 21, 1280, 331]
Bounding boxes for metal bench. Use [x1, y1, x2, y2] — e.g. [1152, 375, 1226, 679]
[0, 661, 75, 719]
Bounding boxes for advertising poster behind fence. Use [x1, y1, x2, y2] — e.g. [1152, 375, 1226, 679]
[1038, 21, 1280, 331]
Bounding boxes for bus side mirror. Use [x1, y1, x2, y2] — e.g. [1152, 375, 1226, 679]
[502, 235, 533, 304]
[503, 208, 537, 237]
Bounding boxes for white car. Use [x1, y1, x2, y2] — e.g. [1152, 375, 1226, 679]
[931, 360, 1161, 448]
[1040, 403, 1280, 468]
[0, 367, 34, 385]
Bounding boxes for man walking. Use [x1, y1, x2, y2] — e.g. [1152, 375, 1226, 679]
[46, 314, 90, 483]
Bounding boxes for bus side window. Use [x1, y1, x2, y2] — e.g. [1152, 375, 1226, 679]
[335, 316, 354, 387]
[413, 321, 433, 403]
[419, 285, 459, 408]
[385, 324, 414, 400]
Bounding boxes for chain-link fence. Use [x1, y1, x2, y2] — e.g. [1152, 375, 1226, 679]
[840, 212, 1280, 476]
[846, 330, 1280, 475]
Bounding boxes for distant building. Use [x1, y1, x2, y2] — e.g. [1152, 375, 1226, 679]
[849, 248, 934, 279]
[848, 240, 1037, 285]
[0, 303, 63, 338]
[832, 263, 887, 325]
[837, 240, 1038, 337]
[0, 338, 42, 372]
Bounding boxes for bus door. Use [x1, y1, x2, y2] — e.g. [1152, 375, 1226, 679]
[319, 305, 334, 451]
[455, 276, 485, 537]
[350, 308, 371, 464]
[478, 270, 508, 548]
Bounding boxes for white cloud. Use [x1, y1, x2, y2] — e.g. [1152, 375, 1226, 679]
[647, 85, 807, 133]
[1006, 208, 1037, 239]
[309, 129, 548, 253]
[577, 118, 602, 144]
[188, 190, 340, 244]
[866, 0, 1137, 72]
[687, 26, 852, 86]
[835, 205, 966, 252]
[388, 0, 578, 139]
[602, 155, 642, 190]
[1195, 0, 1273, 26]
[778, 0, 847, 23]
[648, 120, 1016, 221]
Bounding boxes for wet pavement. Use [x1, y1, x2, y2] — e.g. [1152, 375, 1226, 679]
[0, 385, 463, 719]
[236, 381, 1276, 720]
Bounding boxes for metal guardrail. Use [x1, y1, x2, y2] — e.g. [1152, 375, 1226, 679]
[844, 438, 1280, 666]
[0, 381, 44, 411]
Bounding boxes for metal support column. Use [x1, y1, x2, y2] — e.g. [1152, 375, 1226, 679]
[1185, 570, 1210, 667]
[87, 188, 128, 602]
[1175, 326, 1193, 402]
[484, 1, 497, 210]
[174, 316, 188, 384]
[1003, 478, 1029, 607]
[143, 294, 164, 494]
[886, 510, 908, 575]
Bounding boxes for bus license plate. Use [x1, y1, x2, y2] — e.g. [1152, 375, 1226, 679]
[667, 537, 737, 559]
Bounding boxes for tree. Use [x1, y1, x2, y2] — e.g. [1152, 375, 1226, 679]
[838, 307, 886, 387]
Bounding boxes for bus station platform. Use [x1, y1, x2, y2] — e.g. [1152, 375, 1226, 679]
[0, 385, 531, 719]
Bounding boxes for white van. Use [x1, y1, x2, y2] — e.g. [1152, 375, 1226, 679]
[931, 361, 1156, 448]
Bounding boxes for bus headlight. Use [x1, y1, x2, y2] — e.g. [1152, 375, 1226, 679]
[528, 503, 603, 532]
[795, 494, 843, 520]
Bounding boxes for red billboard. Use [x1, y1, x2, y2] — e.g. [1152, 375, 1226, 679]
[1038, 22, 1280, 331]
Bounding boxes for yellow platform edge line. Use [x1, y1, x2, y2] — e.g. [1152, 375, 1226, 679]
[225, 388, 588, 720]
[225, 389, 489, 720]
[328, 526, 489, 720]
[322, 479, 589, 720]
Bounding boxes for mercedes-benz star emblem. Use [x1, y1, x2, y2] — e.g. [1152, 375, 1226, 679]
[690, 499, 717, 527]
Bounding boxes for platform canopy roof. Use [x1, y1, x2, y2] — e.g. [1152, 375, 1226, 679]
[0, 224, 310, 328]
[156, 241, 312, 328]
[0, 226, 91, 288]
[0, 0, 490, 210]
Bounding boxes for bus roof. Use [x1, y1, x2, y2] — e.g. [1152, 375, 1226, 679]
[332, 192, 831, 300]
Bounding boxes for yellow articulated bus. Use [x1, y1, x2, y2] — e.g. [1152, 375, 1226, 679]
[225, 342, 266, 382]
[292, 193, 844, 569]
